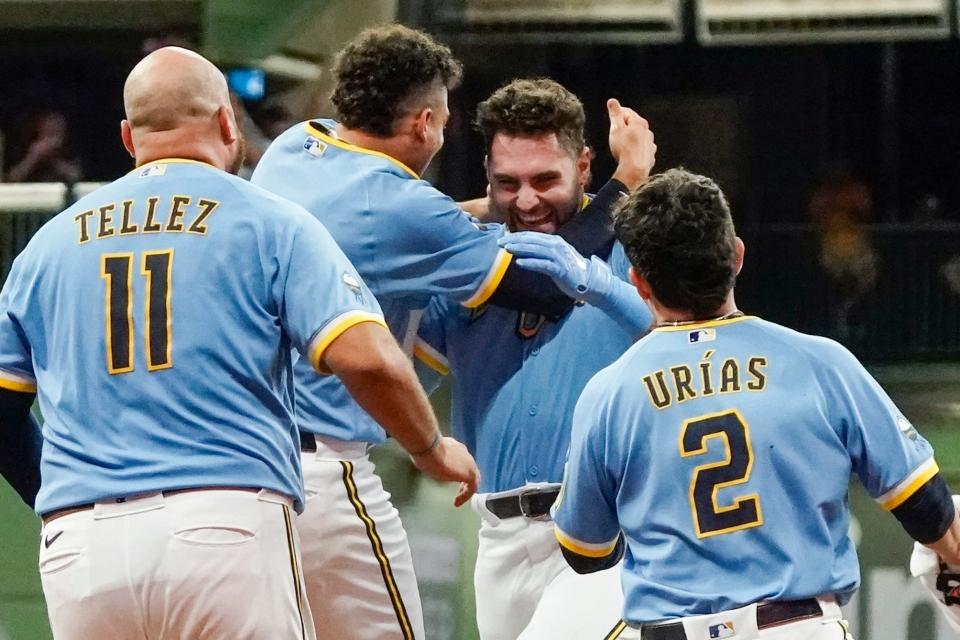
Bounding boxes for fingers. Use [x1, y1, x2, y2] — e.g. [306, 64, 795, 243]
[606, 98, 622, 123]
[513, 257, 562, 277]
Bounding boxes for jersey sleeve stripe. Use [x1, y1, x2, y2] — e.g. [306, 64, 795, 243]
[413, 339, 449, 376]
[0, 370, 37, 393]
[308, 311, 388, 374]
[554, 525, 619, 558]
[462, 248, 512, 309]
[878, 457, 940, 510]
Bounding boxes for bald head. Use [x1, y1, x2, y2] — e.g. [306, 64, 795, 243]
[124, 47, 230, 131]
[121, 47, 243, 171]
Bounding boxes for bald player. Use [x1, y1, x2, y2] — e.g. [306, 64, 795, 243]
[0, 47, 477, 639]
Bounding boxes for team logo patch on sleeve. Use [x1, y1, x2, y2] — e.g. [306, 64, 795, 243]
[897, 416, 918, 441]
[342, 272, 363, 302]
[689, 328, 716, 344]
[303, 136, 327, 157]
[708, 622, 735, 638]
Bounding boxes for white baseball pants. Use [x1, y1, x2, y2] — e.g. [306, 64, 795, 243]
[472, 493, 624, 640]
[39, 488, 314, 640]
[610, 598, 853, 640]
[298, 437, 425, 640]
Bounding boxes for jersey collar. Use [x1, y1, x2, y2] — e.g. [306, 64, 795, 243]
[129, 158, 216, 174]
[303, 121, 420, 180]
[653, 314, 757, 332]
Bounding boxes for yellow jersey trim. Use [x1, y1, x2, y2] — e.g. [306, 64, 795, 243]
[129, 158, 215, 173]
[553, 525, 619, 559]
[879, 458, 939, 510]
[0, 373, 37, 393]
[463, 249, 512, 309]
[309, 311, 388, 374]
[413, 339, 450, 376]
[303, 123, 420, 179]
[653, 315, 758, 333]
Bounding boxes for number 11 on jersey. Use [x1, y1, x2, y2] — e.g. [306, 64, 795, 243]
[100, 250, 174, 374]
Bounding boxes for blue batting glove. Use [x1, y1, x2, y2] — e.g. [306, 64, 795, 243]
[499, 231, 653, 336]
[499, 232, 609, 301]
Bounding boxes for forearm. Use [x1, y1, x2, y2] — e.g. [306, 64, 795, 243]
[336, 355, 439, 454]
[0, 389, 41, 508]
[555, 178, 625, 259]
[926, 516, 960, 566]
[893, 473, 960, 563]
[323, 324, 439, 454]
[488, 178, 627, 318]
[582, 267, 652, 337]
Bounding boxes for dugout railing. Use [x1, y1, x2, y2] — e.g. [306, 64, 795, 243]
[3, 184, 960, 360]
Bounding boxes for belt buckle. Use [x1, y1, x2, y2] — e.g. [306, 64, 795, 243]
[518, 488, 552, 522]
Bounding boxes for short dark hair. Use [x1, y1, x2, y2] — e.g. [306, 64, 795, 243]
[330, 24, 463, 137]
[475, 78, 586, 157]
[614, 168, 738, 317]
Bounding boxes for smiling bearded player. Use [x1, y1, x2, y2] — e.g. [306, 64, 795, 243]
[414, 78, 656, 640]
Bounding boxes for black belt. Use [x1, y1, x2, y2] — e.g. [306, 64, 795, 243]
[486, 487, 560, 520]
[300, 430, 317, 453]
[639, 599, 823, 640]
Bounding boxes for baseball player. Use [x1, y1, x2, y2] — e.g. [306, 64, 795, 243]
[251, 26, 654, 640]
[413, 78, 654, 640]
[0, 47, 477, 639]
[553, 168, 960, 639]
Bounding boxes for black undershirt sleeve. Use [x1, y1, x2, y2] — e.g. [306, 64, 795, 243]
[891, 473, 956, 544]
[560, 533, 625, 575]
[0, 389, 42, 509]
[487, 179, 627, 319]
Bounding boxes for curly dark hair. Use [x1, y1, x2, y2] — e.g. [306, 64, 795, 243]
[614, 168, 738, 317]
[475, 78, 586, 157]
[330, 24, 463, 137]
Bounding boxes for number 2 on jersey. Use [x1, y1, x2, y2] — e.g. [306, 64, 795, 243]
[101, 250, 173, 373]
[680, 409, 763, 538]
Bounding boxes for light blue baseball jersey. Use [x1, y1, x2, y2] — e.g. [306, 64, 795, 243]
[415, 242, 649, 493]
[552, 315, 938, 623]
[0, 159, 384, 515]
[251, 120, 511, 443]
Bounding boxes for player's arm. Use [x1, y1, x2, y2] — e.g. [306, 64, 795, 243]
[890, 473, 960, 562]
[552, 374, 623, 574]
[498, 233, 652, 337]
[0, 387, 42, 508]
[320, 322, 477, 506]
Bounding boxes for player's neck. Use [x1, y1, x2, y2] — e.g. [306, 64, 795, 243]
[652, 295, 740, 327]
[335, 124, 422, 175]
[132, 133, 228, 171]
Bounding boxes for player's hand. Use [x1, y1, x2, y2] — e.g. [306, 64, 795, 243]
[606, 98, 656, 191]
[410, 436, 480, 507]
[499, 232, 615, 302]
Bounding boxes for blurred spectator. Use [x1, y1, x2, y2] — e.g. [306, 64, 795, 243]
[809, 163, 878, 340]
[5, 110, 82, 183]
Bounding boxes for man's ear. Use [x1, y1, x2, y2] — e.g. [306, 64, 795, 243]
[629, 266, 652, 300]
[733, 237, 745, 276]
[576, 147, 592, 187]
[120, 120, 135, 158]
[218, 106, 238, 146]
[411, 107, 432, 143]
